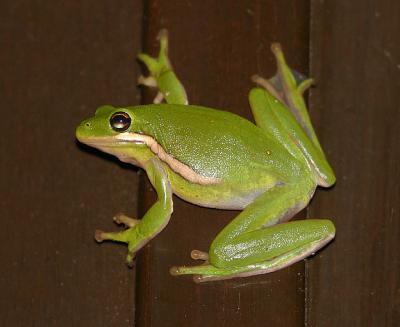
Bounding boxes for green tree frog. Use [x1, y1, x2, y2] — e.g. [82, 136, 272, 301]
[76, 30, 336, 282]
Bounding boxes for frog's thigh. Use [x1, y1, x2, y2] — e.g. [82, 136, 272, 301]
[209, 181, 317, 267]
[210, 218, 335, 269]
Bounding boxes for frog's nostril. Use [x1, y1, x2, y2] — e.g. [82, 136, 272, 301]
[85, 122, 90, 127]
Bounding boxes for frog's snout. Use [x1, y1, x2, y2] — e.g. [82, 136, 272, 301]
[76, 118, 93, 142]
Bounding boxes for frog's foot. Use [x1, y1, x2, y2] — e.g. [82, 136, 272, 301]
[94, 227, 140, 266]
[270, 43, 314, 96]
[170, 233, 334, 283]
[252, 43, 315, 122]
[136, 30, 168, 104]
[137, 29, 188, 105]
[94, 215, 147, 267]
[255, 42, 321, 148]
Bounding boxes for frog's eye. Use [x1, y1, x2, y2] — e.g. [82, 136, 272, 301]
[110, 112, 131, 132]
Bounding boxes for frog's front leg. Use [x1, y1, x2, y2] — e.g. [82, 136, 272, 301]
[95, 157, 173, 265]
[137, 29, 188, 105]
[171, 180, 335, 282]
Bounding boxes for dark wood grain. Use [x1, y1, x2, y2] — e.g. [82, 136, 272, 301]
[136, 1, 310, 326]
[0, 1, 142, 326]
[307, 1, 400, 326]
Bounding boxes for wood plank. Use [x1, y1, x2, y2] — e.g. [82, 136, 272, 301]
[0, 1, 142, 326]
[136, 1, 310, 326]
[307, 1, 400, 325]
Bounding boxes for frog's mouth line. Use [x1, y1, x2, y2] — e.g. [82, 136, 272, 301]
[77, 135, 144, 147]
[79, 132, 221, 186]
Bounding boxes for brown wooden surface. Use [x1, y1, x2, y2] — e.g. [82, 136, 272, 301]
[0, 1, 142, 326]
[1, 1, 399, 327]
[306, 1, 400, 326]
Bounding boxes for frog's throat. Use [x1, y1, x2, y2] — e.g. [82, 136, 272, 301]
[115, 132, 221, 186]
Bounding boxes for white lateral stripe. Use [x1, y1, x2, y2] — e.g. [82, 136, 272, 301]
[116, 132, 221, 185]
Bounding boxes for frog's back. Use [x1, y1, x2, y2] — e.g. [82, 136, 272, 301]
[130, 104, 304, 183]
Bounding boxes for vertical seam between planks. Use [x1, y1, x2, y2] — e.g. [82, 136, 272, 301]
[305, 1, 314, 326]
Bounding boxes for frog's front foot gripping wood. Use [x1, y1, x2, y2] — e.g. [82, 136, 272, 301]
[93, 158, 173, 267]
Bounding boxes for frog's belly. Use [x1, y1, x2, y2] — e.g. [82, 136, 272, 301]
[173, 186, 266, 210]
[169, 174, 271, 210]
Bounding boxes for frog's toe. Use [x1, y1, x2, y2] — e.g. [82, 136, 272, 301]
[93, 226, 134, 244]
[169, 264, 238, 283]
[157, 28, 168, 43]
[153, 91, 165, 104]
[251, 74, 283, 102]
[126, 252, 136, 267]
[113, 213, 139, 228]
[169, 262, 221, 277]
[169, 263, 206, 276]
[137, 75, 157, 88]
[190, 249, 209, 261]
[169, 265, 181, 276]
[94, 229, 107, 243]
[94, 229, 126, 243]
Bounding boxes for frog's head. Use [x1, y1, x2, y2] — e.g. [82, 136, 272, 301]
[76, 105, 149, 164]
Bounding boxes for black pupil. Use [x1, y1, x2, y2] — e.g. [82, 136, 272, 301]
[110, 112, 131, 132]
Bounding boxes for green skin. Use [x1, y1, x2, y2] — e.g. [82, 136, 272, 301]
[76, 30, 336, 282]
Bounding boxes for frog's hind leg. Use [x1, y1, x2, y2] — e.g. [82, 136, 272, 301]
[171, 230, 334, 283]
[137, 29, 188, 105]
[253, 43, 319, 150]
[170, 181, 335, 282]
